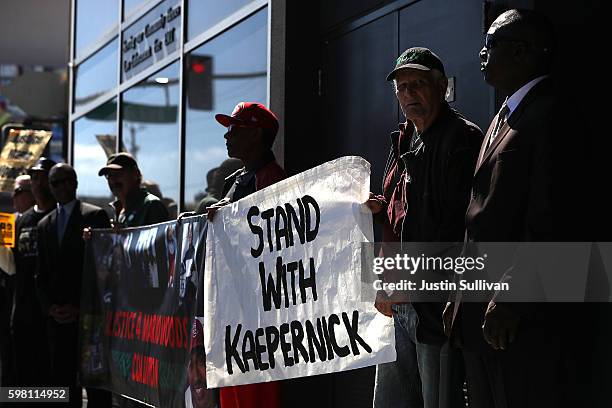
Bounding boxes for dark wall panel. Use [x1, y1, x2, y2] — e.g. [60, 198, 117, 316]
[321, 13, 399, 195]
[400, 0, 492, 131]
[320, 0, 396, 31]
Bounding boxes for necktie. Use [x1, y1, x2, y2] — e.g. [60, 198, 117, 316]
[57, 206, 66, 243]
[487, 102, 509, 149]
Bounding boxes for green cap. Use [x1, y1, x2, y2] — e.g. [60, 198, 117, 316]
[386, 47, 445, 81]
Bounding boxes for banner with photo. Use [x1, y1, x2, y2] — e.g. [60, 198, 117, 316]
[204, 156, 396, 387]
[80, 217, 212, 408]
[0, 128, 52, 192]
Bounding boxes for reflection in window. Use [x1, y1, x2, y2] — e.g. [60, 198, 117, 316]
[187, 0, 257, 40]
[123, 0, 154, 19]
[74, 39, 118, 110]
[75, 0, 119, 58]
[183, 8, 268, 211]
[73, 99, 116, 208]
[121, 0, 181, 81]
[122, 61, 180, 208]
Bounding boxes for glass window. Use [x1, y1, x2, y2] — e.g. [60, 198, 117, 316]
[75, 0, 119, 58]
[121, 0, 181, 82]
[123, 0, 154, 20]
[74, 39, 118, 111]
[183, 8, 268, 211]
[187, 0, 258, 40]
[73, 99, 117, 208]
[121, 61, 180, 208]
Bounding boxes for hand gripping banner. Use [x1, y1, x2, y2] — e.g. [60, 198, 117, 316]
[204, 156, 396, 387]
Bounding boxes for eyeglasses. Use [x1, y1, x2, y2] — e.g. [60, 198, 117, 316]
[395, 78, 430, 94]
[49, 177, 72, 187]
[484, 34, 530, 50]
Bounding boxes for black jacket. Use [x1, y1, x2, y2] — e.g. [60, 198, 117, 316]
[400, 103, 483, 345]
[401, 103, 483, 243]
[36, 201, 111, 312]
[12, 207, 53, 326]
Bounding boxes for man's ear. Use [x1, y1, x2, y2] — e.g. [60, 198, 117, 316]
[438, 76, 449, 99]
[513, 42, 530, 64]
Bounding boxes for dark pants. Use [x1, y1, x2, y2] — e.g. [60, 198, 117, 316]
[0, 276, 15, 386]
[13, 323, 50, 386]
[47, 319, 82, 408]
[462, 331, 563, 408]
[47, 319, 112, 407]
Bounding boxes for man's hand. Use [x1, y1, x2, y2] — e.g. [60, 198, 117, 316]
[365, 192, 385, 215]
[374, 290, 394, 317]
[178, 211, 196, 222]
[82, 227, 92, 241]
[482, 301, 520, 351]
[207, 199, 230, 221]
[443, 301, 455, 337]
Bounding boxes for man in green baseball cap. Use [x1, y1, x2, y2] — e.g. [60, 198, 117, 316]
[367, 47, 483, 408]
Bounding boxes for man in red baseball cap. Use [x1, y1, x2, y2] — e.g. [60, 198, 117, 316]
[207, 102, 286, 220]
[208, 103, 284, 408]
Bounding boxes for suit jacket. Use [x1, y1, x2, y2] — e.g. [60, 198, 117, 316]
[458, 78, 567, 350]
[36, 201, 111, 313]
[467, 78, 561, 242]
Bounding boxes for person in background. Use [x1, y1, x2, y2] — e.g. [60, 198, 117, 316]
[9, 158, 57, 388]
[36, 163, 111, 407]
[12, 175, 35, 217]
[98, 153, 169, 228]
[95, 154, 169, 407]
[1, 172, 40, 387]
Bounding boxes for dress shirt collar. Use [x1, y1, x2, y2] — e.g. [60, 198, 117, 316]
[57, 199, 77, 220]
[506, 75, 548, 117]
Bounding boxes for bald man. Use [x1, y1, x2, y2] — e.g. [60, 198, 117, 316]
[36, 163, 111, 408]
[445, 9, 570, 408]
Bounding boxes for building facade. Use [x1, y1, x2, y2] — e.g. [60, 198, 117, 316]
[69, 1, 609, 407]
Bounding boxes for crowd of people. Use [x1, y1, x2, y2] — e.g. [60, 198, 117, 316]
[0, 7, 601, 408]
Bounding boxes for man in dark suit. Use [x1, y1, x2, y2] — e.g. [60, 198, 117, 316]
[36, 163, 111, 408]
[444, 9, 570, 408]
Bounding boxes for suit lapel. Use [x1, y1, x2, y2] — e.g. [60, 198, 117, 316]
[475, 115, 499, 175]
[474, 120, 512, 176]
[59, 201, 83, 250]
[48, 210, 60, 254]
[473, 78, 552, 178]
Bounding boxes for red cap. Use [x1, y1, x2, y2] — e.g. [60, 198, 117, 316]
[215, 102, 279, 137]
[191, 318, 203, 351]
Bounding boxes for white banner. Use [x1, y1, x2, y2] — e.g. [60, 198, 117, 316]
[204, 156, 395, 387]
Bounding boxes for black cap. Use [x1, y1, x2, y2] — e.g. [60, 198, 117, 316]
[27, 157, 57, 175]
[386, 47, 445, 81]
[98, 152, 138, 176]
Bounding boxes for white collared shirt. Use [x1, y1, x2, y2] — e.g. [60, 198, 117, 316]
[506, 75, 548, 117]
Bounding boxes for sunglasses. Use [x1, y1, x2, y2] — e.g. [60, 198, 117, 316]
[227, 124, 249, 132]
[50, 177, 72, 187]
[484, 34, 530, 49]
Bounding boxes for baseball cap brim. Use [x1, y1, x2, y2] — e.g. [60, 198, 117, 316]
[386, 63, 432, 81]
[26, 167, 45, 174]
[98, 164, 126, 176]
[215, 113, 245, 128]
